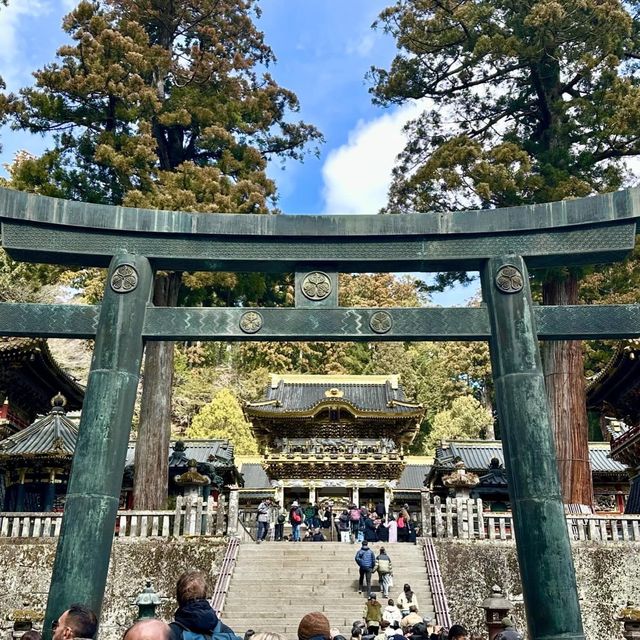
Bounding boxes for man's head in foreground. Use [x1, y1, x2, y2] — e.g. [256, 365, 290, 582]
[52, 604, 98, 640]
[123, 619, 170, 640]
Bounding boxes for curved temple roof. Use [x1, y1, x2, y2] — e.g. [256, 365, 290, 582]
[0, 395, 78, 463]
[245, 374, 423, 418]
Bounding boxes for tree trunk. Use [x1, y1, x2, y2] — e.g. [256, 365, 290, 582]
[541, 273, 594, 507]
[133, 272, 181, 509]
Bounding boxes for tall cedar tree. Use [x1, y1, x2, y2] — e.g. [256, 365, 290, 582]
[370, 0, 640, 505]
[8, 0, 321, 508]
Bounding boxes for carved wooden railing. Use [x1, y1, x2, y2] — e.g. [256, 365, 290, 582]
[0, 495, 226, 538]
[422, 496, 640, 542]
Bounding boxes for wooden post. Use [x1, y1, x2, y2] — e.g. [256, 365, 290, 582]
[482, 255, 584, 640]
[43, 254, 153, 638]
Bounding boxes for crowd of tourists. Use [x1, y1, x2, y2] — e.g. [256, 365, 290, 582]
[255, 499, 419, 544]
[34, 570, 522, 640]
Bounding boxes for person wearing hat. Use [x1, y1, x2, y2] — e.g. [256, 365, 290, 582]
[400, 606, 422, 631]
[297, 612, 331, 640]
[354, 540, 376, 595]
[290, 500, 304, 542]
[494, 617, 523, 640]
[362, 594, 383, 634]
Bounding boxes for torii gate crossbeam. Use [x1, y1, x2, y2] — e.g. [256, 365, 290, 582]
[2, 186, 640, 640]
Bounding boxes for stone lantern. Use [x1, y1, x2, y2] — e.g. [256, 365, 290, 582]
[479, 585, 514, 640]
[617, 601, 640, 640]
[134, 581, 162, 620]
[442, 460, 480, 499]
[174, 459, 211, 500]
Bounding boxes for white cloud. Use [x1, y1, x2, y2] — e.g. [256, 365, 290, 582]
[346, 33, 375, 57]
[321, 101, 426, 214]
[0, 0, 50, 88]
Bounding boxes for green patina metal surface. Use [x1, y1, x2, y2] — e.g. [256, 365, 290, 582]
[42, 254, 153, 640]
[1, 303, 640, 341]
[4, 186, 640, 640]
[0, 186, 638, 270]
[483, 256, 584, 640]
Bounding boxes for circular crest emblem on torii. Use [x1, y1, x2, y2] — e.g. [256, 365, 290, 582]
[301, 271, 332, 301]
[239, 311, 263, 334]
[369, 311, 393, 334]
[110, 264, 139, 293]
[495, 265, 524, 294]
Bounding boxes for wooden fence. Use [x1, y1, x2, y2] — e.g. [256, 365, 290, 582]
[422, 496, 640, 542]
[0, 495, 226, 539]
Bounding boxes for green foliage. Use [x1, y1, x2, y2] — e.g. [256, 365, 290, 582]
[401, 341, 493, 453]
[0, 248, 59, 302]
[370, 0, 640, 213]
[425, 395, 494, 451]
[186, 388, 259, 455]
[7, 0, 322, 210]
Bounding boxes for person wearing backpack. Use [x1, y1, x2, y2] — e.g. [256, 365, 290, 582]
[355, 540, 376, 596]
[289, 500, 303, 542]
[493, 618, 523, 640]
[338, 510, 351, 542]
[169, 571, 240, 640]
[349, 503, 361, 536]
[274, 504, 286, 541]
[375, 547, 393, 598]
[256, 498, 271, 543]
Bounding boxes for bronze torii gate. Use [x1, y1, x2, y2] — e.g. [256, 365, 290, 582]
[1, 186, 640, 640]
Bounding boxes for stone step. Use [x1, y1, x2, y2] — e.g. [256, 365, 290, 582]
[221, 541, 434, 635]
[228, 576, 430, 584]
[238, 545, 424, 553]
[222, 598, 433, 618]
[233, 564, 426, 573]
[238, 543, 424, 551]
[224, 591, 433, 613]
[226, 583, 431, 594]
[225, 591, 433, 607]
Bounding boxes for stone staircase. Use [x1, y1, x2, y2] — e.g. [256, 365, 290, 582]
[219, 541, 435, 636]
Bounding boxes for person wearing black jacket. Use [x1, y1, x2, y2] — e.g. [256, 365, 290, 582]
[169, 571, 239, 640]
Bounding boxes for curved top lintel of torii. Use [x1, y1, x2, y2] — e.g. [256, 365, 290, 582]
[0, 186, 638, 271]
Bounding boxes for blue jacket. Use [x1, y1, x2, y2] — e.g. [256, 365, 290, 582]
[355, 546, 376, 569]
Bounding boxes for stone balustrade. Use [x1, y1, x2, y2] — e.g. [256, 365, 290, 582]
[2, 494, 638, 542]
[0, 495, 226, 539]
[422, 496, 640, 542]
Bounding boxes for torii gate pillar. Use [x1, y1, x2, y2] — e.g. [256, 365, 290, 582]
[482, 255, 584, 640]
[43, 253, 153, 634]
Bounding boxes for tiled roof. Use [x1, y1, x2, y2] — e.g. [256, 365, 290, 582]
[125, 439, 235, 467]
[434, 440, 627, 475]
[589, 443, 629, 473]
[246, 374, 422, 416]
[0, 401, 77, 457]
[398, 464, 430, 489]
[239, 462, 271, 489]
[0, 337, 42, 355]
[0, 337, 85, 414]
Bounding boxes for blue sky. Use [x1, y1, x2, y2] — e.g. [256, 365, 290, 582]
[0, 0, 478, 305]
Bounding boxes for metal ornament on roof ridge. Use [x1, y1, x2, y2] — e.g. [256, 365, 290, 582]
[110, 264, 139, 293]
[301, 271, 332, 301]
[370, 311, 393, 334]
[495, 264, 524, 294]
[239, 311, 263, 334]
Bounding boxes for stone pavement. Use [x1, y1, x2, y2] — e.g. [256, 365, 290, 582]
[220, 541, 435, 636]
